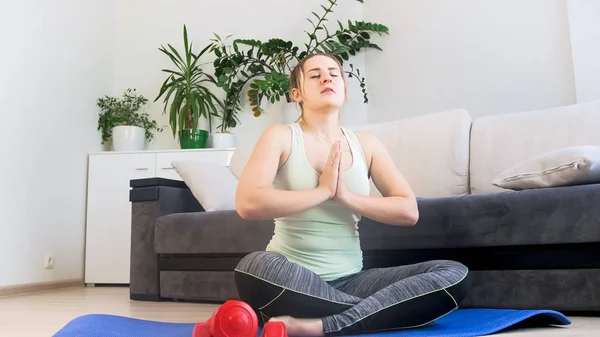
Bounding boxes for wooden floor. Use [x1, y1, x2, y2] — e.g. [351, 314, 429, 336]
[0, 286, 598, 337]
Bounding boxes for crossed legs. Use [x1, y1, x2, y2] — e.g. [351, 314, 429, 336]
[234, 251, 469, 336]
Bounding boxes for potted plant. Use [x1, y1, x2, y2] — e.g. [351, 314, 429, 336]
[210, 0, 388, 120]
[204, 34, 243, 149]
[154, 24, 224, 149]
[97, 88, 163, 151]
[212, 97, 240, 149]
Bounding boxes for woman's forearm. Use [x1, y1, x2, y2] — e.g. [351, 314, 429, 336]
[236, 186, 330, 220]
[338, 192, 419, 226]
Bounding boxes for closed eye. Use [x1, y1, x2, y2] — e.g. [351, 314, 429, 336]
[310, 73, 339, 78]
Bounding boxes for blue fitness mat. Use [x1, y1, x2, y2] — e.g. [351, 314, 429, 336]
[53, 308, 571, 337]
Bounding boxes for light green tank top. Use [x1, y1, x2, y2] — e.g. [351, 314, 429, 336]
[266, 122, 371, 281]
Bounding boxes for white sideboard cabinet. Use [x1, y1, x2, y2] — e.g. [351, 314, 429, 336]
[84, 148, 235, 285]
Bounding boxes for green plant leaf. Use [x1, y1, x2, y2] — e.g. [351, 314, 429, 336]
[191, 92, 200, 131]
[183, 25, 191, 67]
[158, 46, 185, 72]
[167, 43, 185, 66]
[160, 69, 184, 77]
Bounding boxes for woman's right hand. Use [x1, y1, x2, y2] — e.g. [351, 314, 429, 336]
[318, 141, 342, 198]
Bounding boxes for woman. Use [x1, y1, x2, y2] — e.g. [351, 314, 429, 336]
[233, 53, 469, 336]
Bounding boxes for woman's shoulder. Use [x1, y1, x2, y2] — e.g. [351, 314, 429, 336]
[345, 129, 392, 172]
[355, 130, 385, 150]
[346, 129, 378, 160]
[254, 124, 294, 154]
[349, 129, 375, 142]
[259, 124, 293, 142]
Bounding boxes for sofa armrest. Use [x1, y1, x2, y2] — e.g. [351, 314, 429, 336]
[129, 177, 203, 301]
[129, 177, 204, 214]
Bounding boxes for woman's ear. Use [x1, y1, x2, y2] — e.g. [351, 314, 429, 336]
[290, 88, 302, 103]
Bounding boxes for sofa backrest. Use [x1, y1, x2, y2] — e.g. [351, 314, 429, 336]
[470, 100, 600, 194]
[349, 109, 472, 198]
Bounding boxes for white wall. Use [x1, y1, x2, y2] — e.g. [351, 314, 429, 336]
[1, 0, 594, 288]
[110, 0, 367, 148]
[567, 0, 600, 103]
[105, 0, 584, 144]
[363, 0, 577, 122]
[0, 0, 115, 287]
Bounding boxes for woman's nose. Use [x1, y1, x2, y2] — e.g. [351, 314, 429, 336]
[321, 75, 332, 84]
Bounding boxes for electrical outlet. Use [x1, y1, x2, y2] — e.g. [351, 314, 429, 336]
[44, 255, 54, 269]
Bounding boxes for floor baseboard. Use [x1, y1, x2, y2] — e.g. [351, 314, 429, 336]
[0, 278, 83, 297]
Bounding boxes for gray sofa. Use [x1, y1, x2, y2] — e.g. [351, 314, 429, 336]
[129, 103, 600, 314]
[128, 177, 600, 313]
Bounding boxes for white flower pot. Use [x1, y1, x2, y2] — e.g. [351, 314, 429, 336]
[112, 126, 145, 151]
[212, 132, 237, 149]
[282, 102, 301, 124]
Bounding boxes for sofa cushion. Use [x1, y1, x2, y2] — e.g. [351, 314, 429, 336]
[171, 161, 238, 211]
[349, 109, 472, 198]
[492, 146, 600, 190]
[470, 100, 600, 194]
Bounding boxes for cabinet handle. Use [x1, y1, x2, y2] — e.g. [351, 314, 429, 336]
[135, 168, 149, 171]
[161, 167, 175, 170]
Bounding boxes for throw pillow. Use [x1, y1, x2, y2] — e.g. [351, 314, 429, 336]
[492, 146, 600, 190]
[171, 160, 238, 211]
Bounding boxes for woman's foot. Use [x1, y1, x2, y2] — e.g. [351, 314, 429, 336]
[268, 316, 324, 337]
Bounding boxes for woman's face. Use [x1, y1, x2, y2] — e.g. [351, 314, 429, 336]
[292, 55, 346, 111]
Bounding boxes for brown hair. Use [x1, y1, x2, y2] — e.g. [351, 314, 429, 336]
[288, 53, 348, 122]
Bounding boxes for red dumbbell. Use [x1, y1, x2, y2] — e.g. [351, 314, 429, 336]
[192, 300, 288, 337]
[260, 321, 287, 337]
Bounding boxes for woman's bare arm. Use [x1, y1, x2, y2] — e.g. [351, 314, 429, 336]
[336, 132, 419, 226]
[235, 125, 335, 220]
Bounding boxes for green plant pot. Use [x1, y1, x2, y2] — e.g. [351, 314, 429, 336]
[179, 129, 209, 149]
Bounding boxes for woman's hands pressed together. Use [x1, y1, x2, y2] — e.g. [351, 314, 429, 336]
[316, 132, 419, 226]
[318, 141, 342, 199]
[317, 141, 349, 202]
[333, 154, 348, 202]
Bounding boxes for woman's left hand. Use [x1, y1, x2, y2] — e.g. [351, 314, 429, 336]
[334, 165, 349, 203]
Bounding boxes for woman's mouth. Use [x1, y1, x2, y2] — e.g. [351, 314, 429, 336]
[321, 87, 335, 94]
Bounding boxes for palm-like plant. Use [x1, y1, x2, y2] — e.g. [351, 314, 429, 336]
[155, 25, 224, 145]
[210, 0, 389, 118]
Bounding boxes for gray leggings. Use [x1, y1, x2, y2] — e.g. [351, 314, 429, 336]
[234, 251, 469, 336]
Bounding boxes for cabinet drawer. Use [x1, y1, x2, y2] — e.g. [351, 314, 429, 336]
[88, 153, 156, 180]
[129, 154, 157, 179]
